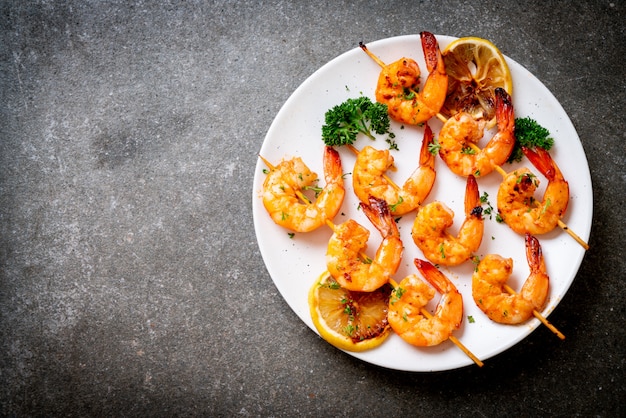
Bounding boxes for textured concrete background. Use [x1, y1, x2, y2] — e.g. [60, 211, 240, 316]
[1, 0, 624, 416]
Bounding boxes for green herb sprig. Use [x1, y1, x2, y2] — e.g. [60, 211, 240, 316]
[321, 97, 391, 146]
[508, 117, 555, 163]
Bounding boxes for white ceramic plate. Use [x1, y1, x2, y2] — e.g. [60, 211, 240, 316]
[252, 35, 592, 371]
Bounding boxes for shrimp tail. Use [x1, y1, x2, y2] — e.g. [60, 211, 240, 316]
[323, 146, 343, 182]
[414, 259, 462, 329]
[522, 146, 556, 181]
[360, 196, 398, 238]
[521, 232, 550, 311]
[420, 123, 436, 168]
[495, 87, 515, 133]
[414, 259, 447, 293]
[464, 175, 483, 218]
[525, 233, 546, 275]
[420, 31, 444, 74]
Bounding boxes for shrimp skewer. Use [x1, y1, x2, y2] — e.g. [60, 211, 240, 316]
[352, 124, 436, 215]
[388, 259, 464, 347]
[366, 31, 448, 126]
[465, 142, 586, 249]
[497, 146, 570, 236]
[261, 146, 345, 232]
[403, 289, 484, 367]
[472, 234, 563, 339]
[326, 196, 403, 292]
[437, 87, 516, 178]
[411, 175, 484, 266]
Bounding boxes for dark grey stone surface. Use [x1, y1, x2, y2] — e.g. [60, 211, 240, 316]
[1, 1, 623, 416]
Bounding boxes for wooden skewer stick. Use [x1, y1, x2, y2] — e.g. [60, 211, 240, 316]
[258, 154, 274, 169]
[503, 284, 566, 340]
[359, 42, 589, 251]
[359, 42, 386, 68]
[555, 220, 588, 250]
[448, 331, 484, 366]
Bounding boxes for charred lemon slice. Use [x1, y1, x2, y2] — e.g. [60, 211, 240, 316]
[308, 271, 392, 352]
[441, 37, 513, 128]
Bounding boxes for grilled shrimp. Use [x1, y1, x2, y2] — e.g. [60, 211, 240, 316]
[262, 146, 345, 232]
[437, 87, 515, 178]
[326, 196, 403, 292]
[497, 146, 569, 235]
[375, 32, 448, 125]
[388, 259, 463, 347]
[472, 234, 549, 324]
[352, 124, 436, 215]
[411, 175, 483, 266]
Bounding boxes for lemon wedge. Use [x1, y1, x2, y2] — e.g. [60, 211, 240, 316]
[309, 271, 392, 352]
[441, 37, 513, 128]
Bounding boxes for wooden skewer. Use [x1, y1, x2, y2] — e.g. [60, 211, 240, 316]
[359, 42, 386, 68]
[503, 284, 566, 340]
[425, 314, 484, 367]
[359, 42, 589, 251]
[449, 334, 484, 367]
[555, 219, 588, 250]
[258, 154, 274, 169]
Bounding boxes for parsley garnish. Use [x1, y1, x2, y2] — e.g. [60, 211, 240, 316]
[389, 196, 404, 212]
[321, 96, 391, 146]
[428, 138, 441, 155]
[508, 117, 555, 163]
